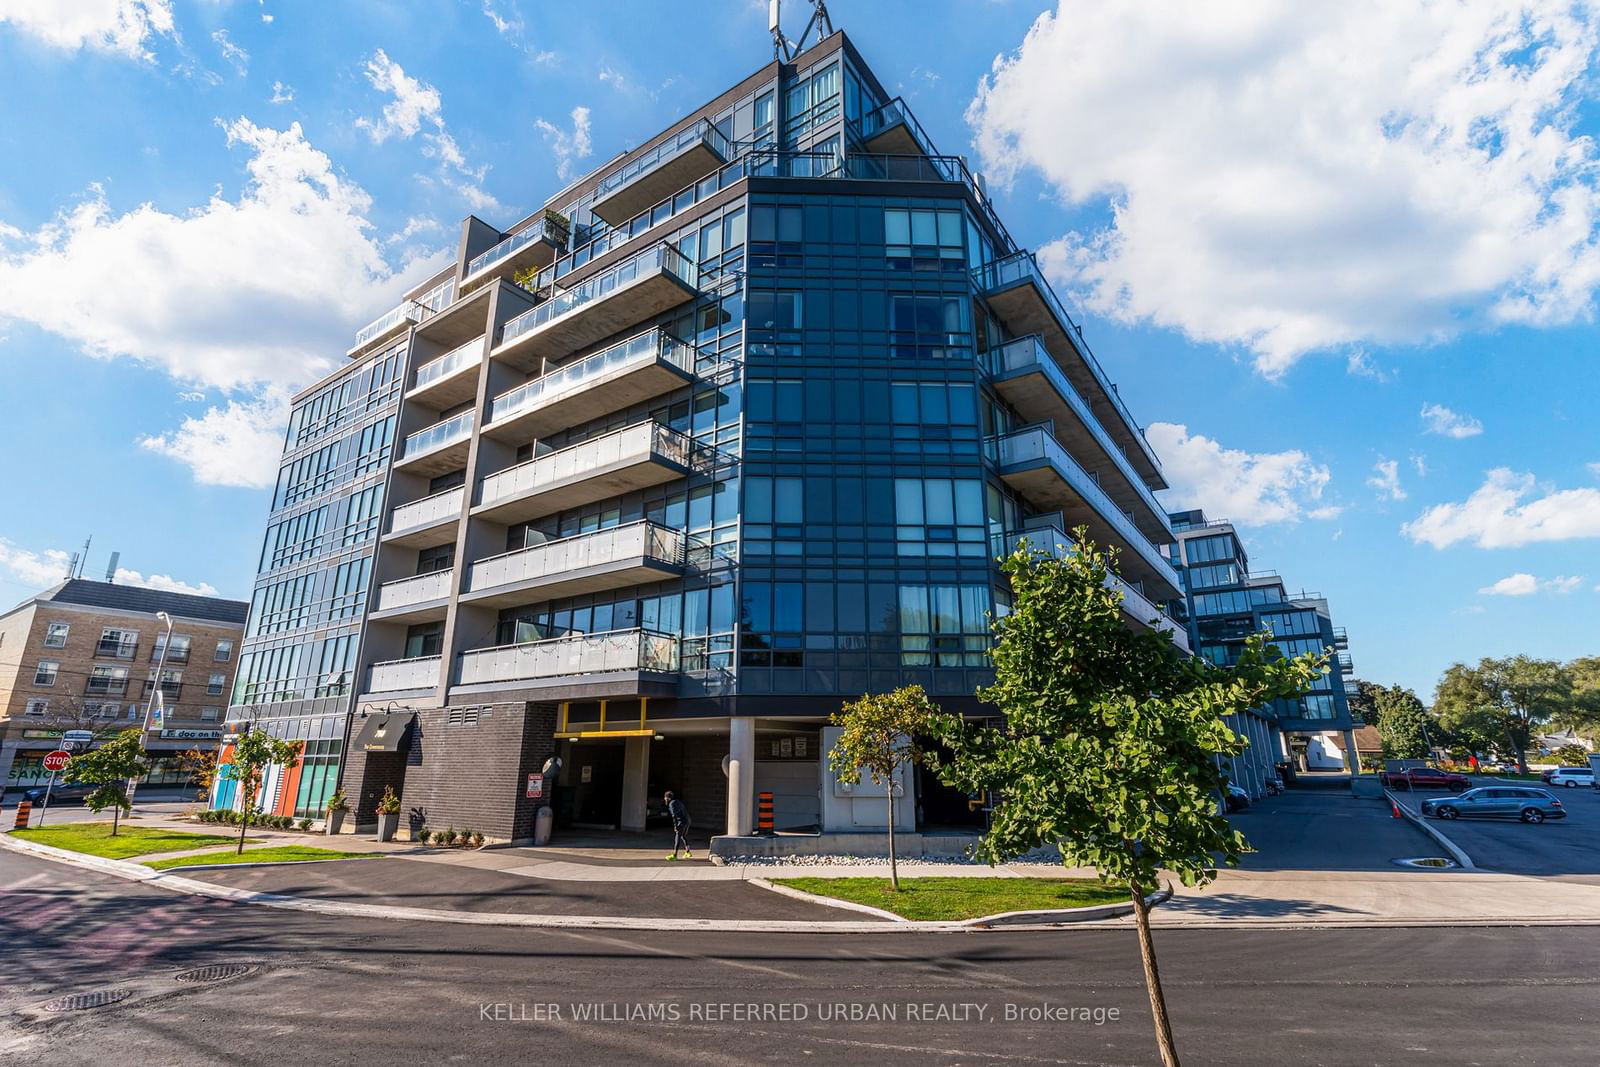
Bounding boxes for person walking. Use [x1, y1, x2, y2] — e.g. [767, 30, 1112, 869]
[665, 790, 691, 860]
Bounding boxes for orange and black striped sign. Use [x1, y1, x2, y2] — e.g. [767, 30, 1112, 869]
[12, 801, 32, 830]
[757, 791, 775, 834]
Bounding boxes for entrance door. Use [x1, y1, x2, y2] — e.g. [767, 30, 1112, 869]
[567, 742, 625, 829]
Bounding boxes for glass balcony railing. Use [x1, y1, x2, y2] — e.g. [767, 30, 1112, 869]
[457, 628, 678, 686]
[478, 422, 711, 508]
[367, 656, 441, 693]
[489, 328, 696, 425]
[974, 251, 1160, 476]
[389, 485, 465, 534]
[351, 276, 456, 350]
[375, 569, 454, 613]
[987, 335, 1169, 534]
[401, 410, 474, 460]
[468, 521, 684, 595]
[995, 425, 1180, 590]
[464, 213, 571, 279]
[854, 96, 940, 156]
[593, 119, 731, 202]
[499, 242, 698, 349]
[412, 337, 484, 392]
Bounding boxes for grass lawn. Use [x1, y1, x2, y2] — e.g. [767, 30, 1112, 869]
[772, 876, 1128, 922]
[144, 845, 376, 870]
[12, 823, 239, 860]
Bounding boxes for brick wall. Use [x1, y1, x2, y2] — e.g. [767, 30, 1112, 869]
[395, 701, 558, 843]
[650, 735, 727, 833]
[341, 749, 408, 826]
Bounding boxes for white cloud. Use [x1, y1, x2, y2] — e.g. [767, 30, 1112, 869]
[1345, 349, 1392, 383]
[1479, 572, 1584, 596]
[0, 539, 74, 589]
[1411, 453, 1428, 478]
[356, 50, 500, 211]
[1146, 422, 1337, 526]
[1403, 467, 1600, 548]
[970, 2, 1600, 377]
[1588, 461, 1600, 479]
[0, 0, 174, 60]
[0, 118, 443, 485]
[386, 216, 444, 245]
[1366, 457, 1406, 501]
[111, 567, 220, 597]
[482, 0, 521, 38]
[270, 80, 293, 104]
[138, 390, 288, 489]
[536, 106, 592, 182]
[1420, 402, 1484, 439]
[211, 28, 246, 75]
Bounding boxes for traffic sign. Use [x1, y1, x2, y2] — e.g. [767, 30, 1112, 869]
[63, 730, 93, 743]
[42, 751, 72, 773]
[526, 773, 543, 799]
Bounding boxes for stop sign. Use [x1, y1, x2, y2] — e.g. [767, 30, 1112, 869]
[42, 751, 71, 773]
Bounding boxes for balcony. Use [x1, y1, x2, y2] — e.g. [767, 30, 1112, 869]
[590, 119, 731, 226]
[461, 212, 570, 291]
[474, 422, 712, 526]
[993, 425, 1181, 600]
[484, 328, 699, 444]
[349, 276, 456, 356]
[369, 569, 454, 624]
[855, 96, 938, 157]
[974, 252, 1164, 487]
[407, 336, 484, 407]
[987, 335, 1170, 542]
[367, 655, 441, 694]
[384, 485, 465, 548]
[1331, 626, 1349, 649]
[999, 525, 1191, 654]
[394, 410, 474, 477]
[463, 521, 687, 608]
[1337, 653, 1354, 674]
[455, 628, 678, 696]
[493, 242, 698, 369]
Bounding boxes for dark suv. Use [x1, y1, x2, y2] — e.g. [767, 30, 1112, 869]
[1383, 767, 1471, 791]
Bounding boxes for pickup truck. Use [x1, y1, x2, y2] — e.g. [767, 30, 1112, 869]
[1383, 767, 1471, 791]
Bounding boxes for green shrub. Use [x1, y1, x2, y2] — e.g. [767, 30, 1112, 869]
[417, 829, 432, 844]
[298, 818, 313, 832]
[439, 828, 458, 846]
[469, 831, 485, 848]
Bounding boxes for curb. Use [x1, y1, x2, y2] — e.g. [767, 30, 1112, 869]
[145, 855, 381, 873]
[750, 876, 1170, 927]
[1383, 790, 1477, 870]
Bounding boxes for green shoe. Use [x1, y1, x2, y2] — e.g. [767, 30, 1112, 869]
[665, 854, 679, 861]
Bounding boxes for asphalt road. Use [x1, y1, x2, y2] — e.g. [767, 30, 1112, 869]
[1424, 781, 1600, 881]
[5, 849, 1600, 1066]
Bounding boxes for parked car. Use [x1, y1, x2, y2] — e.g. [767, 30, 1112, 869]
[1546, 767, 1595, 789]
[1421, 787, 1566, 824]
[19, 782, 97, 805]
[1224, 784, 1250, 812]
[1382, 767, 1471, 791]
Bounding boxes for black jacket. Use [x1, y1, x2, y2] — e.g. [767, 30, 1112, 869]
[667, 798, 689, 827]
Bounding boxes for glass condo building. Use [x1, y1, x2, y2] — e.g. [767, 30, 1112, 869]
[223, 31, 1190, 843]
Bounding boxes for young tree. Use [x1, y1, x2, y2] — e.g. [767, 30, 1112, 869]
[828, 685, 950, 891]
[1373, 685, 1431, 759]
[932, 533, 1323, 1067]
[64, 729, 148, 837]
[179, 747, 218, 806]
[1434, 702, 1512, 762]
[226, 726, 302, 854]
[1434, 656, 1571, 772]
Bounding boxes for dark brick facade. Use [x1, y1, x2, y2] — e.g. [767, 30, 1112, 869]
[648, 735, 727, 833]
[341, 748, 408, 828]
[396, 701, 558, 843]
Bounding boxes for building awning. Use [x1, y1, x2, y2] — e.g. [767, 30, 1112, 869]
[353, 712, 415, 753]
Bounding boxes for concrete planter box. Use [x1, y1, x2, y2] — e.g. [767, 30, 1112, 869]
[375, 812, 399, 842]
[326, 810, 347, 836]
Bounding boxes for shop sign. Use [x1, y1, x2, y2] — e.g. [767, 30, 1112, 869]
[161, 729, 223, 740]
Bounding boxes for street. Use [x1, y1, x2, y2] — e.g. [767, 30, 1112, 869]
[1429, 781, 1600, 881]
[4, 848, 1599, 1066]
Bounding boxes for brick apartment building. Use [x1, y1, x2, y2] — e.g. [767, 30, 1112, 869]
[0, 579, 248, 794]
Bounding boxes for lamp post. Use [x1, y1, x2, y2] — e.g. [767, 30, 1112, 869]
[133, 611, 174, 808]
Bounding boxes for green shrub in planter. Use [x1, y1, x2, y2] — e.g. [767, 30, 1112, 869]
[440, 828, 458, 846]
[298, 818, 313, 832]
[460, 828, 476, 849]
[469, 831, 485, 848]
[417, 829, 432, 844]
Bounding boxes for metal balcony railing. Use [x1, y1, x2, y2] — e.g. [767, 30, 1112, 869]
[375, 569, 454, 612]
[467, 521, 684, 594]
[853, 96, 940, 155]
[388, 485, 465, 534]
[593, 119, 731, 201]
[367, 656, 441, 693]
[400, 410, 474, 460]
[412, 337, 484, 392]
[499, 242, 698, 348]
[478, 422, 711, 509]
[457, 628, 678, 686]
[464, 212, 571, 278]
[489, 328, 696, 425]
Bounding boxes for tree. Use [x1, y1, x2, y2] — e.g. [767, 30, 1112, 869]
[64, 729, 148, 836]
[226, 725, 301, 854]
[1434, 656, 1571, 772]
[1556, 656, 1600, 740]
[1434, 702, 1512, 761]
[179, 747, 218, 805]
[1550, 743, 1590, 766]
[828, 685, 950, 891]
[1346, 680, 1382, 726]
[931, 533, 1323, 1067]
[1373, 685, 1431, 759]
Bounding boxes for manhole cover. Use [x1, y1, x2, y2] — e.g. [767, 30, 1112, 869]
[174, 964, 255, 984]
[1395, 856, 1458, 869]
[40, 989, 133, 1013]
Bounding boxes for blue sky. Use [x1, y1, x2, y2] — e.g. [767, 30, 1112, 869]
[0, 0, 1597, 700]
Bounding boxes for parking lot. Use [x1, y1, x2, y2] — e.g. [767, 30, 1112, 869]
[1423, 779, 1600, 881]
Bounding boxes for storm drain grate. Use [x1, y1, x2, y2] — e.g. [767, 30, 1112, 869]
[174, 964, 255, 984]
[1395, 856, 1458, 869]
[41, 989, 133, 1013]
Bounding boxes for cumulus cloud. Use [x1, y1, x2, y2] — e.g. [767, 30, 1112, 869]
[0, 539, 74, 589]
[0, 118, 443, 486]
[536, 106, 592, 181]
[138, 390, 288, 489]
[1479, 572, 1584, 596]
[270, 79, 294, 104]
[0, 0, 175, 60]
[1420, 402, 1484, 439]
[112, 567, 220, 596]
[1146, 422, 1337, 526]
[357, 49, 500, 211]
[211, 28, 246, 75]
[1403, 468, 1600, 548]
[970, 2, 1600, 377]
[1366, 458, 1406, 501]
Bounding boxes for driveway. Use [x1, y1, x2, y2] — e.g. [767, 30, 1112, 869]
[1225, 788, 1442, 871]
[1423, 782, 1600, 881]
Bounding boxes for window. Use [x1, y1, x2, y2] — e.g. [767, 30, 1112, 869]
[152, 633, 192, 663]
[214, 639, 234, 662]
[1184, 535, 1236, 565]
[747, 290, 802, 333]
[888, 295, 968, 359]
[201, 706, 221, 722]
[97, 627, 139, 659]
[25, 698, 48, 717]
[96, 702, 119, 719]
[208, 672, 227, 696]
[87, 665, 130, 696]
[33, 661, 60, 686]
[894, 478, 986, 558]
[1297, 694, 1337, 720]
[404, 622, 445, 659]
[417, 544, 455, 575]
[884, 208, 965, 269]
[315, 634, 358, 697]
[43, 622, 69, 648]
[143, 668, 183, 701]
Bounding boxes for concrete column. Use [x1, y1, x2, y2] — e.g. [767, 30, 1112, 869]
[726, 716, 755, 837]
[619, 735, 651, 832]
[1344, 729, 1360, 774]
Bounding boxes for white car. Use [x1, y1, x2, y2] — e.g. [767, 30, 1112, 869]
[1547, 767, 1595, 788]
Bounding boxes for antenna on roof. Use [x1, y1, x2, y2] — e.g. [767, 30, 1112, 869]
[105, 551, 121, 583]
[65, 553, 78, 581]
[76, 536, 91, 579]
[771, 0, 833, 62]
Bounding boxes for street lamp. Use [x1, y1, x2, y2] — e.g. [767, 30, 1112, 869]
[132, 611, 174, 807]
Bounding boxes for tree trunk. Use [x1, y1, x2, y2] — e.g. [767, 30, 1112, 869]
[1126, 846, 1180, 1067]
[111, 801, 120, 838]
[886, 770, 899, 892]
[237, 779, 252, 855]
